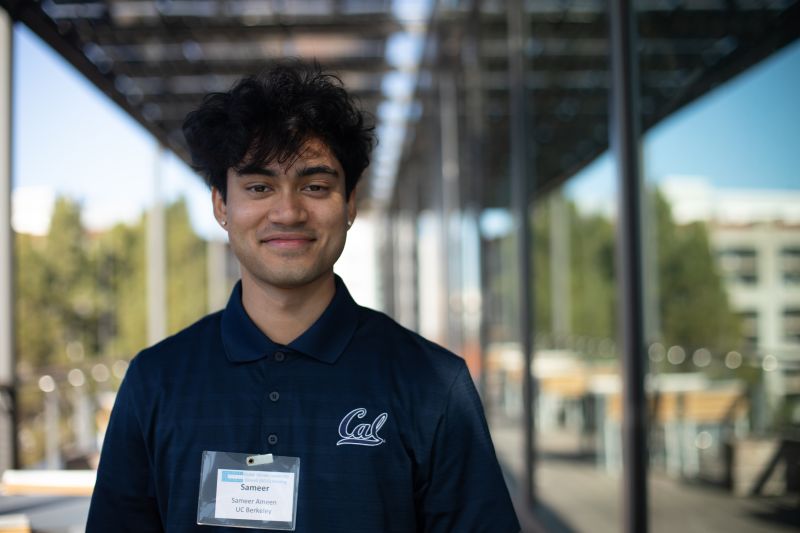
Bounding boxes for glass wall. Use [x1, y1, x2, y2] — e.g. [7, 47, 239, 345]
[7, 3, 800, 529]
[636, 4, 800, 528]
[532, 165, 622, 531]
[384, 0, 799, 531]
[11, 26, 226, 469]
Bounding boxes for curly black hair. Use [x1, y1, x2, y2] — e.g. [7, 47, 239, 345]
[182, 60, 375, 201]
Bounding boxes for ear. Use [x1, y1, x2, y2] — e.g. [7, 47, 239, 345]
[346, 187, 357, 229]
[212, 187, 227, 229]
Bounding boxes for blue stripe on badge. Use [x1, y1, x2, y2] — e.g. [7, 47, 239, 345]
[221, 470, 243, 482]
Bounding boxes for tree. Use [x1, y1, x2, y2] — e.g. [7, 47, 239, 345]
[15, 198, 97, 368]
[529, 188, 741, 362]
[15, 232, 58, 368]
[654, 191, 741, 358]
[166, 198, 208, 334]
[13, 195, 212, 368]
[14, 194, 212, 466]
[532, 193, 616, 348]
[95, 219, 146, 359]
[569, 207, 616, 342]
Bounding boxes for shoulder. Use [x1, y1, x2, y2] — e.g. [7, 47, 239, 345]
[354, 306, 468, 387]
[111, 311, 226, 430]
[128, 310, 224, 377]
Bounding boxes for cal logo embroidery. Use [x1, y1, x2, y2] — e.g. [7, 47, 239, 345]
[336, 408, 388, 447]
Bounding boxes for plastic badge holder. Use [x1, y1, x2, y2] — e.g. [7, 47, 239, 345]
[197, 451, 300, 530]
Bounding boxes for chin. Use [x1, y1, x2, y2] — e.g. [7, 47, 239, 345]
[257, 268, 332, 290]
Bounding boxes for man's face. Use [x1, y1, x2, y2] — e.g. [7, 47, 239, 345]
[213, 138, 356, 292]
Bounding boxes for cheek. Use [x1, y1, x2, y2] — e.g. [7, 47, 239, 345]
[228, 201, 265, 225]
[312, 201, 346, 223]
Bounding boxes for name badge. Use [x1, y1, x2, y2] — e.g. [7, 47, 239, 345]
[197, 451, 300, 530]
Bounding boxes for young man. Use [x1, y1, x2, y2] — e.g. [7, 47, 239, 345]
[87, 61, 519, 532]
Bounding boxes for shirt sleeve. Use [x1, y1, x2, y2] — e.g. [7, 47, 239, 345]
[86, 358, 164, 533]
[415, 362, 520, 532]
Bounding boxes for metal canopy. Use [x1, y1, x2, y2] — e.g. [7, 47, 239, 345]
[3, 1, 800, 205]
[2, 0, 404, 200]
[413, 0, 800, 206]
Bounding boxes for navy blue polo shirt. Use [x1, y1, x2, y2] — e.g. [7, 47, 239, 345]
[87, 276, 519, 532]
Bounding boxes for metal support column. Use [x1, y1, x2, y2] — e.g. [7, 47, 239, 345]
[206, 239, 229, 312]
[147, 144, 167, 345]
[379, 211, 396, 316]
[464, 0, 488, 398]
[396, 179, 419, 331]
[508, 0, 536, 506]
[439, 71, 462, 352]
[609, 1, 648, 531]
[550, 193, 571, 345]
[0, 7, 17, 473]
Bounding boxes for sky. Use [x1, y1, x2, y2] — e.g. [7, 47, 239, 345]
[566, 37, 800, 214]
[644, 38, 800, 190]
[12, 20, 800, 237]
[12, 24, 221, 239]
[10, 10, 432, 236]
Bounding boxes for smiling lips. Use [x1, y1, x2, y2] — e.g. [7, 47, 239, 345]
[262, 233, 316, 249]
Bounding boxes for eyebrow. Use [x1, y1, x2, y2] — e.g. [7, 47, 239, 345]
[296, 165, 340, 178]
[235, 165, 277, 177]
[235, 164, 339, 178]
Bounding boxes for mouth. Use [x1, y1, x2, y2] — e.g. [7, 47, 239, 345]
[261, 233, 316, 249]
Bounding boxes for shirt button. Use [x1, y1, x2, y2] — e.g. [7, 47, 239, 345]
[269, 391, 280, 402]
[267, 433, 278, 445]
[274, 351, 286, 362]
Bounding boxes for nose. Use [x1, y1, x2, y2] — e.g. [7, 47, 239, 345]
[267, 190, 308, 226]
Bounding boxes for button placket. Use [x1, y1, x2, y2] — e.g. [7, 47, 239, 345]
[263, 350, 287, 450]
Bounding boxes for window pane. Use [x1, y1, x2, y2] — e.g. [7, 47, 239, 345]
[532, 157, 621, 532]
[12, 26, 218, 470]
[638, 3, 800, 529]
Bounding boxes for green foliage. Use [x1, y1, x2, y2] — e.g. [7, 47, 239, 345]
[15, 232, 60, 368]
[568, 209, 616, 340]
[166, 199, 208, 334]
[532, 204, 552, 335]
[14, 195, 209, 369]
[657, 195, 741, 351]
[532, 196, 616, 345]
[15, 195, 211, 466]
[96, 219, 147, 359]
[531, 188, 742, 361]
[653, 192, 741, 364]
[16, 198, 95, 367]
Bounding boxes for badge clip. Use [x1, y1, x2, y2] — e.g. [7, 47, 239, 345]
[246, 453, 274, 466]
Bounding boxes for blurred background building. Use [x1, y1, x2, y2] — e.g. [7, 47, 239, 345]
[0, 0, 798, 531]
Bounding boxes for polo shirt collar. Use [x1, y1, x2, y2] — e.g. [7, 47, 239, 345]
[221, 275, 358, 365]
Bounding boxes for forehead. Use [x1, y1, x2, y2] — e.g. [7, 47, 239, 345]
[296, 138, 337, 161]
[241, 137, 342, 172]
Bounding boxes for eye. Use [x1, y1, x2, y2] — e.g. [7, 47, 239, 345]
[303, 184, 329, 193]
[246, 184, 270, 193]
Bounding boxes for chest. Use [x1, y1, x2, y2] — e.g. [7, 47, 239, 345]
[147, 358, 417, 530]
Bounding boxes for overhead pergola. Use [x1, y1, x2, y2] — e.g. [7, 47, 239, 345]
[2, 0, 799, 204]
[410, 0, 800, 206]
[2, 0, 411, 201]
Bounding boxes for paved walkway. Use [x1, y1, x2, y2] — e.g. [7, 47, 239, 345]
[490, 419, 800, 533]
[0, 495, 89, 533]
[3, 425, 797, 533]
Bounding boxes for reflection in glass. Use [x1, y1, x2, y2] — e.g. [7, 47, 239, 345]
[639, 9, 800, 531]
[12, 27, 219, 470]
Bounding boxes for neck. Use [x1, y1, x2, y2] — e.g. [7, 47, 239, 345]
[240, 272, 336, 345]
